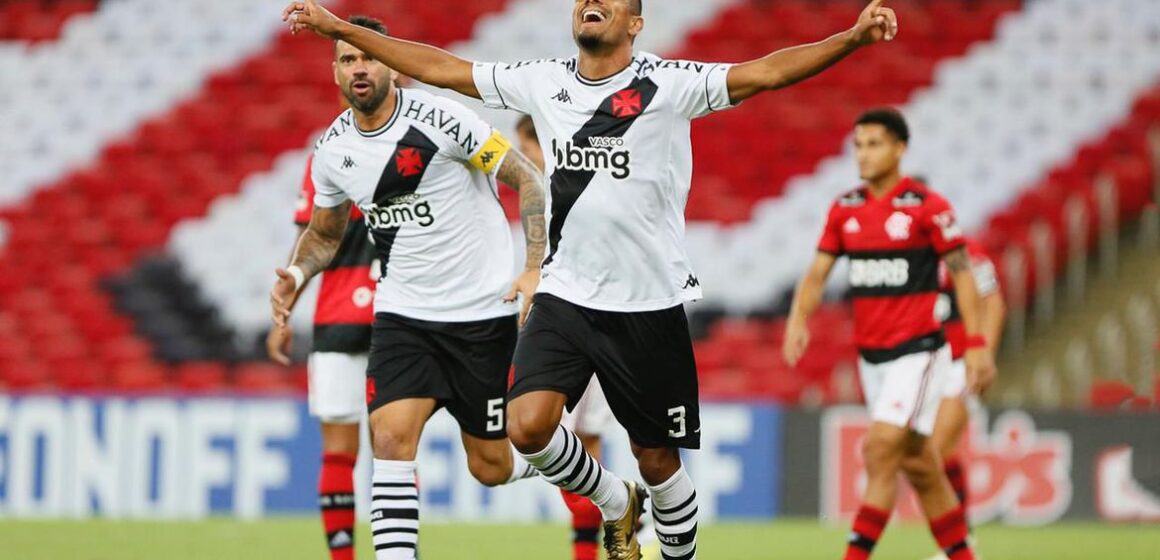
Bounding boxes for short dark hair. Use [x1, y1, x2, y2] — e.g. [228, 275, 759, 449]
[855, 108, 909, 143]
[346, 14, 387, 36]
[515, 115, 537, 142]
[630, 0, 642, 16]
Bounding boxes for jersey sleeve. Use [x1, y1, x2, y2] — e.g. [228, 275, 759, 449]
[436, 96, 512, 177]
[922, 195, 966, 255]
[664, 61, 738, 119]
[817, 202, 845, 255]
[311, 148, 349, 209]
[293, 156, 316, 226]
[472, 60, 540, 113]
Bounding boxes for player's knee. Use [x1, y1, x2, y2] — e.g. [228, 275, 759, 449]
[371, 425, 419, 460]
[506, 403, 555, 453]
[320, 422, 361, 455]
[861, 434, 900, 476]
[466, 451, 510, 487]
[633, 446, 680, 485]
[900, 454, 940, 491]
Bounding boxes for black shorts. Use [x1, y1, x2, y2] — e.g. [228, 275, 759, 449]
[367, 312, 517, 440]
[511, 293, 700, 449]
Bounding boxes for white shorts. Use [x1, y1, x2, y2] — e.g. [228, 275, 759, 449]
[858, 345, 951, 436]
[943, 359, 968, 399]
[307, 352, 368, 424]
[560, 376, 614, 436]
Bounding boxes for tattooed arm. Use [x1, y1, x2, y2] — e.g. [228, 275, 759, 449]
[497, 149, 547, 326]
[270, 202, 351, 327]
[945, 246, 997, 393]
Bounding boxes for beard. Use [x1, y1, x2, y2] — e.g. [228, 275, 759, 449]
[343, 82, 390, 114]
[576, 29, 606, 52]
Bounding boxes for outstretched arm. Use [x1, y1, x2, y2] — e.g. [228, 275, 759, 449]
[726, 0, 898, 103]
[283, 0, 479, 98]
[270, 202, 352, 327]
[497, 149, 548, 326]
[783, 252, 838, 366]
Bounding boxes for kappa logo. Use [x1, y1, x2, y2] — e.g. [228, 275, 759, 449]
[682, 274, 700, 289]
[395, 148, 425, 177]
[479, 150, 496, 167]
[341, 156, 356, 169]
[551, 88, 573, 104]
[611, 88, 643, 118]
[885, 211, 913, 241]
[843, 217, 861, 234]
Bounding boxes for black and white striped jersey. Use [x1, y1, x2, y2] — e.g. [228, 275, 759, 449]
[312, 87, 517, 322]
[473, 52, 738, 312]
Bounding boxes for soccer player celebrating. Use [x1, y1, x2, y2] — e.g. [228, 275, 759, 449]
[926, 237, 1005, 559]
[267, 149, 376, 560]
[783, 109, 997, 560]
[283, 1, 900, 558]
[269, 16, 548, 560]
[514, 115, 661, 560]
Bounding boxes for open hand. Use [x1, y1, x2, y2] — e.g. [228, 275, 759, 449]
[782, 318, 811, 367]
[270, 268, 301, 328]
[965, 347, 997, 395]
[266, 325, 295, 366]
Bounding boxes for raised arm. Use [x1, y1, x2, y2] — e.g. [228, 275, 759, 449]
[726, 0, 898, 103]
[270, 202, 352, 327]
[497, 149, 548, 326]
[284, 0, 479, 98]
[783, 252, 839, 366]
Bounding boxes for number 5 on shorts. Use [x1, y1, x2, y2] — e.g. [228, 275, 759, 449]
[486, 398, 504, 432]
[668, 406, 686, 438]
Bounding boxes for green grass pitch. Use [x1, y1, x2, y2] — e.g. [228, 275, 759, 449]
[3, 519, 1157, 559]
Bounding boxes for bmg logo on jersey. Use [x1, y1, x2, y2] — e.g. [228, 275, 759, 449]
[361, 194, 435, 229]
[849, 258, 910, 288]
[552, 137, 631, 179]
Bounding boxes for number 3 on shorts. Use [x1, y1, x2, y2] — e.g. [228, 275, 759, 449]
[486, 398, 504, 432]
[667, 406, 686, 438]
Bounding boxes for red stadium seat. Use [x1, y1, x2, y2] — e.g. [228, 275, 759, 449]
[233, 363, 298, 395]
[175, 362, 230, 394]
[1089, 379, 1138, 410]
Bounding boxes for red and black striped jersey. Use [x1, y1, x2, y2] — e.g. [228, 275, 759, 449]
[936, 238, 999, 360]
[294, 155, 376, 353]
[818, 177, 965, 362]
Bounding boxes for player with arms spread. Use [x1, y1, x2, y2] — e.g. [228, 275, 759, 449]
[783, 109, 996, 560]
[269, 16, 549, 560]
[514, 114, 661, 560]
[282, 1, 900, 558]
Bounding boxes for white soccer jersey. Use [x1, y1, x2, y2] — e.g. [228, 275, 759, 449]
[312, 88, 517, 322]
[473, 52, 738, 312]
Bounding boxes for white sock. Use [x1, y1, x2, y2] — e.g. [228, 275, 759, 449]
[371, 460, 419, 560]
[649, 466, 698, 560]
[507, 445, 539, 484]
[521, 426, 628, 520]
